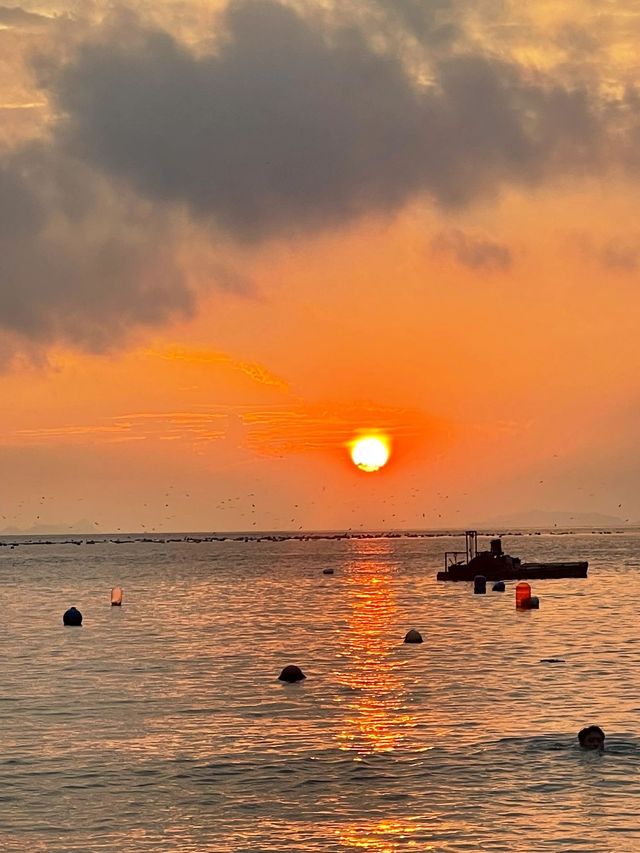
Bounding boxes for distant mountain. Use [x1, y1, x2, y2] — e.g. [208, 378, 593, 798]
[477, 510, 631, 528]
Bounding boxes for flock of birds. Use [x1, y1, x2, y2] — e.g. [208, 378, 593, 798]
[0, 485, 633, 537]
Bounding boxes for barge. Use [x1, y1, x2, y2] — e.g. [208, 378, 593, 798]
[437, 531, 588, 582]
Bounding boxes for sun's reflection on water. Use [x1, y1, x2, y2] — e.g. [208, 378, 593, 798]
[337, 540, 415, 754]
[338, 818, 433, 852]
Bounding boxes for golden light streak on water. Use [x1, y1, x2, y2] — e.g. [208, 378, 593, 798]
[337, 539, 415, 753]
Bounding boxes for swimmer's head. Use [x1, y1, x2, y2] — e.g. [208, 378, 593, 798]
[578, 725, 605, 750]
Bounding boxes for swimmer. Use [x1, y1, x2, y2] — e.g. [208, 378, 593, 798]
[578, 725, 605, 751]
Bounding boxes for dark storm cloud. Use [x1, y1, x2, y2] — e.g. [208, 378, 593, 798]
[46, 0, 604, 241]
[0, 143, 197, 349]
[0, 0, 624, 353]
[431, 228, 513, 272]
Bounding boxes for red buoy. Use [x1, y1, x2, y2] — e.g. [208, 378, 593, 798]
[515, 581, 531, 609]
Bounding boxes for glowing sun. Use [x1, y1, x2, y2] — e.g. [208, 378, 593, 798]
[350, 435, 390, 472]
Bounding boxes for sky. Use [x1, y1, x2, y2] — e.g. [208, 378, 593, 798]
[1, 0, 640, 533]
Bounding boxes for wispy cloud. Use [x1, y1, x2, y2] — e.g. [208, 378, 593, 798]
[600, 238, 640, 272]
[2, 399, 446, 456]
[0, 101, 47, 110]
[147, 347, 289, 390]
[0, 6, 56, 29]
[431, 228, 513, 272]
[571, 231, 640, 273]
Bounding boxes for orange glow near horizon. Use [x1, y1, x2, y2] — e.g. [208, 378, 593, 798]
[350, 435, 391, 473]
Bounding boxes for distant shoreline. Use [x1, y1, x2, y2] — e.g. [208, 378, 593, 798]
[1, 526, 639, 547]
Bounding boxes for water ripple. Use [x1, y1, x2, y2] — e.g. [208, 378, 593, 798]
[0, 533, 638, 850]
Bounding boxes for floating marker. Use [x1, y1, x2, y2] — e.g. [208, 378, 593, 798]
[515, 581, 532, 609]
[474, 574, 487, 594]
[404, 629, 423, 644]
[524, 595, 540, 609]
[322, 568, 334, 575]
[492, 581, 505, 592]
[63, 607, 82, 627]
[278, 665, 306, 683]
[111, 586, 123, 606]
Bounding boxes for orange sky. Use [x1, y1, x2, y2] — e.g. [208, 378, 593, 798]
[1, 1, 639, 532]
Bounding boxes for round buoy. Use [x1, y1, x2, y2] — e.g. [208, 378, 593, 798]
[322, 568, 334, 575]
[63, 607, 83, 627]
[492, 581, 505, 592]
[524, 596, 540, 609]
[111, 586, 123, 606]
[404, 629, 423, 644]
[278, 665, 306, 683]
[474, 575, 487, 594]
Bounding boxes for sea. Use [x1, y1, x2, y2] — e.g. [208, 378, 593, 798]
[1, 530, 639, 852]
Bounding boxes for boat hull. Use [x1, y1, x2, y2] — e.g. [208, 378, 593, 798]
[437, 561, 588, 582]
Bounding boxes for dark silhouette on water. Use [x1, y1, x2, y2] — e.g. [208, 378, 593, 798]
[473, 574, 486, 594]
[278, 665, 306, 683]
[439, 531, 588, 581]
[578, 725, 605, 750]
[404, 629, 423, 644]
[63, 607, 82, 626]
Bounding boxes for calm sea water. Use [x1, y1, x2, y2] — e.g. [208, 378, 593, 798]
[1, 531, 639, 852]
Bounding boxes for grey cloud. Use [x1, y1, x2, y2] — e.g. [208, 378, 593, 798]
[431, 228, 513, 272]
[0, 0, 622, 354]
[46, 0, 604, 241]
[600, 238, 640, 272]
[554, 22, 601, 57]
[572, 232, 640, 272]
[209, 263, 254, 295]
[0, 6, 53, 28]
[350, 0, 461, 47]
[0, 143, 199, 350]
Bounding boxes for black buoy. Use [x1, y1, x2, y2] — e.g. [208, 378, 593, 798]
[322, 568, 334, 575]
[524, 596, 540, 609]
[63, 607, 82, 626]
[473, 574, 487, 594]
[404, 629, 423, 644]
[278, 665, 306, 683]
[492, 581, 506, 592]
